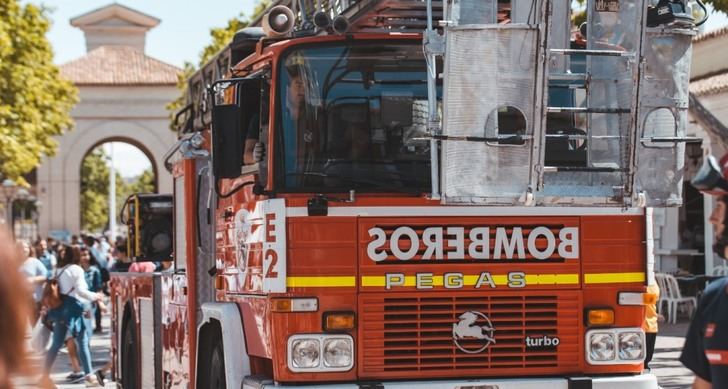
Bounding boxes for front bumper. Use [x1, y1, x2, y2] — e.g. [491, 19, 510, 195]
[243, 374, 657, 389]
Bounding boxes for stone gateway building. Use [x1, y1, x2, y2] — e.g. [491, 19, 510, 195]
[37, 4, 180, 237]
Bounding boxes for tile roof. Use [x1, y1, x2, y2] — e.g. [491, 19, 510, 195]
[60, 46, 180, 85]
[694, 25, 728, 44]
[690, 70, 728, 97]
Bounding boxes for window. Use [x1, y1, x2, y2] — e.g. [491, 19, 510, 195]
[642, 108, 677, 148]
[485, 106, 528, 146]
[275, 42, 441, 193]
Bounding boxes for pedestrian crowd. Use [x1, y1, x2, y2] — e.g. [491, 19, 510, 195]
[0, 231, 151, 388]
[17, 234, 119, 388]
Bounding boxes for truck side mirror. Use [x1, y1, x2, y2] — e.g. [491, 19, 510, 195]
[211, 99, 244, 179]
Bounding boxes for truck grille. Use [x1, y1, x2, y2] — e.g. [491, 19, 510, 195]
[359, 291, 580, 378]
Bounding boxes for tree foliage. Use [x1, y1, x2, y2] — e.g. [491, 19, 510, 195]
[0, 0, 78, 183]
[80, 148, 112, 232]
[81, 147, 156, 233]
[166, 0, 271, 128]
[711, 0, 728, 13]
[113, 167, 155, 224]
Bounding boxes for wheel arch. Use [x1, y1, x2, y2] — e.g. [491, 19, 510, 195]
[196, 302, 249, 389]
[120, 301, 138, 389]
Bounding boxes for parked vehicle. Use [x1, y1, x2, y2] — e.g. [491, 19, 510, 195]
[110, 0, 701, 387]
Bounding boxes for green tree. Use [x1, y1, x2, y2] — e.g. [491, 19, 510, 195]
[114, 168, 156, 218]
[81, 148, 155, 232]
[131, 169, 156, 194]
[0, 0, 78, 183]
[167, 0, 271, 128]
[80, 148, 111, 232]
[712, 0, 728, 13]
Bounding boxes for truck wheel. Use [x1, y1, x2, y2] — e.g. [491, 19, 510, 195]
[121, 320, 137, 389]
[208, 338, 227, 389]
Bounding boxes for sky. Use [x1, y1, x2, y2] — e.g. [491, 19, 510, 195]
[26, 0, 259, 177]
[30, 0, 259, 67]
[25, 0, 728, 177]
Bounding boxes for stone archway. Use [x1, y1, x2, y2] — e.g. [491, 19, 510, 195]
[37, 119, 176, 236]
[80, 136, 160, 193]
[34, 4, 181, 238]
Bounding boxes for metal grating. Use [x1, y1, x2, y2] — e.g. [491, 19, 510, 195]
[360, 292, 580, 377]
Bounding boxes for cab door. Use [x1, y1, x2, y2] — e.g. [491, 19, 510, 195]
[160, 167, 192, 388]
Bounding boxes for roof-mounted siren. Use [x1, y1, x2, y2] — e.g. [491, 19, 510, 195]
[313, 11, 331, 30]
[262, 5, 295, 37]
[332, 15, 349, 34]
[230, 27, 265, 64]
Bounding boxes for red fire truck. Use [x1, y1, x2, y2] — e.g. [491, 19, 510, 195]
[110, 0, 701, 388]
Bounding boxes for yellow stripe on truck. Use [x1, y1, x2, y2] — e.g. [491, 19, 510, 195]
[525, 273, 580, 285]
[286, 276, 357, 288]
[584, 272, 645, 284]
[285, 272, 645, 288]
[361, 273, 580, 287]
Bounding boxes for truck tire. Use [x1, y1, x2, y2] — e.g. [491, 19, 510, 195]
[208, 337, 227, 389]
[121, 319, 137, 389]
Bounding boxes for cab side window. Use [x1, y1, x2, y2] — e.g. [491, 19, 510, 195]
[242, 73, 271, 171]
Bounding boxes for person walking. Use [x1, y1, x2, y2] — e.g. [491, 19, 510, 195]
[18, 240, 48, 323]
[79, 246, 103, 336]
[643, 282, 660, 371]
[36, 239, 57, 273]
[39, 245, 104, 388]
[83, 236, 108, 333]
[681, 153, 728, 389]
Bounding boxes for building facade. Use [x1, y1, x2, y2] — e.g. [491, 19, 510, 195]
[36, 4, 180, 238]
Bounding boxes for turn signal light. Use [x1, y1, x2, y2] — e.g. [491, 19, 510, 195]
[271, 298, 318, 312]
[324, 312, 355, 331]
[214, 275, 225, 290]
[587, 309, 615, 326]
[618, 292, 658, 306]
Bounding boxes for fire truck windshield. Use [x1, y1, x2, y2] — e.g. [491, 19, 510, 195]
[275, 42, 440, 193]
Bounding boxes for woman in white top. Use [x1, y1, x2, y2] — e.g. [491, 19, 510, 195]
[39, 245, 103, 388]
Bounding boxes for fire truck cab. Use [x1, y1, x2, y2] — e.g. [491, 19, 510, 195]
[109, 0, 701, 387]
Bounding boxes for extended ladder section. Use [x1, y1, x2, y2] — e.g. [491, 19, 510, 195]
[425, 0, 696, 207]
[251, 0, 443, 31]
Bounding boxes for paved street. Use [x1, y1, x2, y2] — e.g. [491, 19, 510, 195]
[11, 316, 697, 388]
[15, 316, 114, 388]
[653, 321, 694, 389]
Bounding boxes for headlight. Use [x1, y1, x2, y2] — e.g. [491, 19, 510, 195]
[588, 332, 616, 362]
[586, 328, 645, 365]
[323, 338, 353, 368]
[291, 338, 320, 368]
[619, 332, 644, 361]
[288, 334, 354, 372]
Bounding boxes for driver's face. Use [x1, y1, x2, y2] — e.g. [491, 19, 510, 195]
[287, 75, 305, 107]
[710, 199, 726, 239]
[709, 197, 728, 258]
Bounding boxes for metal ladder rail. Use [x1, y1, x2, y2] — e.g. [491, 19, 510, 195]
[544, 46, 637, 174]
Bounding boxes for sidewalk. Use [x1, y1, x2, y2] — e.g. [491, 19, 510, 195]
[15, 316, 115, 389]
[652, 321, 693, 389]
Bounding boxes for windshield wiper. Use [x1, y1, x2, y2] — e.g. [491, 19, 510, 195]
[285, 171, 424, 195]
